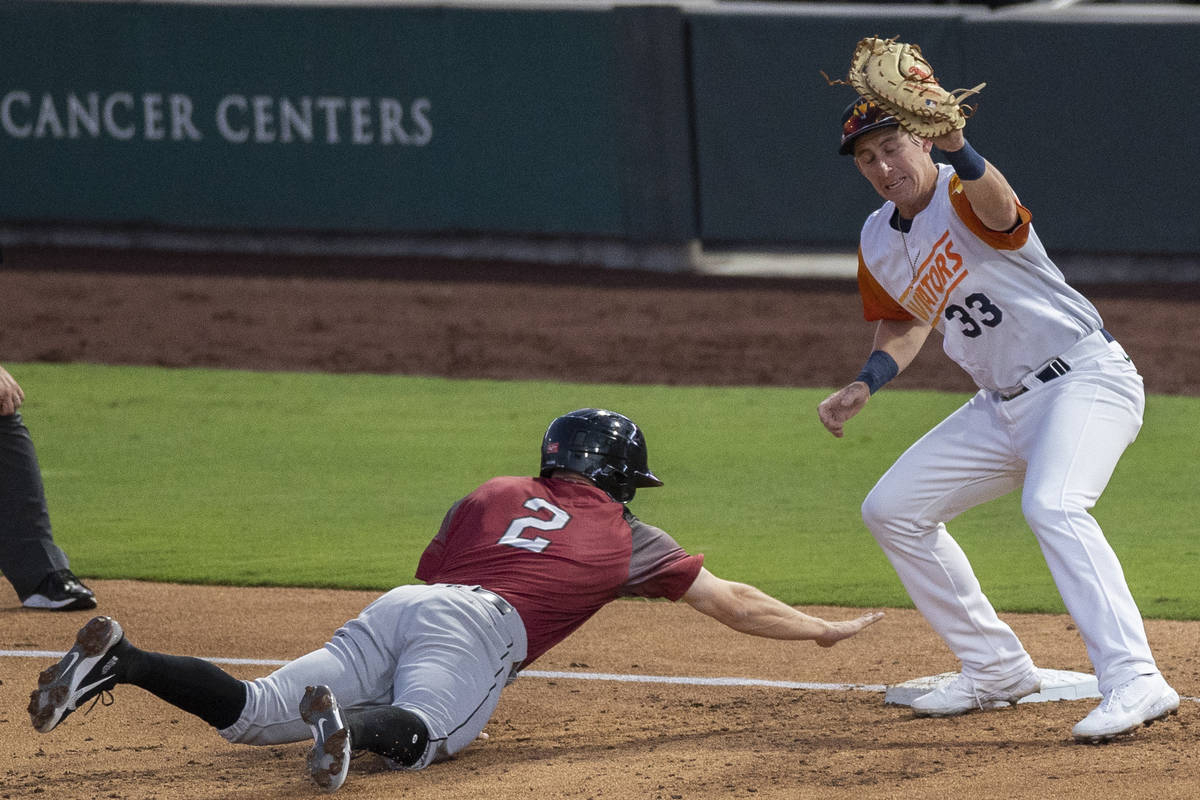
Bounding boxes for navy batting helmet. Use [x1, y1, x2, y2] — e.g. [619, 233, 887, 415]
[540, 408, 663, 503]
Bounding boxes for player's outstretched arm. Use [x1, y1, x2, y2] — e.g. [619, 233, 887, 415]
[681, 567, 883, 647]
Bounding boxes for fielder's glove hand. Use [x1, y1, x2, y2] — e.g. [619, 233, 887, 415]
[832, 36, 985, 138]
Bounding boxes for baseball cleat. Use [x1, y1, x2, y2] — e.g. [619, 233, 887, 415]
[910, 669, 1041, 717]
[29, 615, 124, 733]
[300, 685, 352, 793]
[1072, 673, 1180, 744]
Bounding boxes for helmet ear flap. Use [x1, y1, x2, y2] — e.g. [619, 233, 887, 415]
[592, 461, 637, 503]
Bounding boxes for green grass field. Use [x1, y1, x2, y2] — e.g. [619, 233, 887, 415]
[15, 362, 1199, 619]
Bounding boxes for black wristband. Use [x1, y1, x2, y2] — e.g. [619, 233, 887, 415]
[855, 350, 899, 395]
[942, 139, 987, 181]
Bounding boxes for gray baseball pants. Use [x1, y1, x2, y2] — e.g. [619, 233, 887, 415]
[220, 583, 527, 769]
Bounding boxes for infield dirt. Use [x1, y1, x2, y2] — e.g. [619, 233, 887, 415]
[1, 247, 1198, 799]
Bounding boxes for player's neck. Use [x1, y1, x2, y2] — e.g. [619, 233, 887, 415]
[549, 470, 594, 487]
[890, 208, 914, 233]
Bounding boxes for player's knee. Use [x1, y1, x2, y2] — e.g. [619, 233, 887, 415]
[861, 483, 900, 534]
[347, 706, 430, 768]
[1021, 490, 1084, 530]
[862, 481, 931, 542]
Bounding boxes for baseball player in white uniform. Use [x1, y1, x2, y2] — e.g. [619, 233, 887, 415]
[818, 97, 1179, 743]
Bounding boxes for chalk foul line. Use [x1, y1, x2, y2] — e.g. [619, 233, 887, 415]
[1, 649, 881, 692]
[5, 650, 1196, 703]
[521, 669, 886, 693]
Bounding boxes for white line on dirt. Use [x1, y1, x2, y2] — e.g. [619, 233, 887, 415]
[6, 650, 1196, 703]
[1, 649, 882, 692]
[522, 669, 887, 693]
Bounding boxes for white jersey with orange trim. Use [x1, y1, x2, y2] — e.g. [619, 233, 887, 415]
[856, 163, 1103, 394]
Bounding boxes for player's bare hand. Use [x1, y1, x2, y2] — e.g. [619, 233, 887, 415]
[815, 610, 885, 648]
[817, 382, 870, 438]
[0, 366, 25, 416]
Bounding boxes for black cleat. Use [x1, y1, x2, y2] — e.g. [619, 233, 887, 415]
[29, 615, 123, 732]
[300, 685, 352, 793]
[21, 569, 97, 611]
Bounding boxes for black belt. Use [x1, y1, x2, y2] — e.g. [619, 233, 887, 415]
[471, 586, 514, 615]
[1001, 358, 1070, 401]
[1000, 328, 1113, 401]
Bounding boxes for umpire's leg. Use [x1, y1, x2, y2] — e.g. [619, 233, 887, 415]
[0, 412, 69, 599]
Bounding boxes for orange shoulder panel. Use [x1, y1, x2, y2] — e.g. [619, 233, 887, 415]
[857, 250, 913, 322]
[947, 175, 1032, 250]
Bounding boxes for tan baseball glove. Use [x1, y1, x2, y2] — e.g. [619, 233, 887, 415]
[841, 36, 985, 138]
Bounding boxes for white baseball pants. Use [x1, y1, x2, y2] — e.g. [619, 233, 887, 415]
[862, 332, 1158, 695]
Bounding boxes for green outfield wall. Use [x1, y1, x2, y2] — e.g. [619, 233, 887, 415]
[688, 9, 964, 248]
[0, 2, 694, 241]
[2, 1, 1198, 258]
[689, 7, 1200, 254]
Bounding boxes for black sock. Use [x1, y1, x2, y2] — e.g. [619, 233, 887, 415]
[346, 706, 429, 766]
[113, 639, 247, 730]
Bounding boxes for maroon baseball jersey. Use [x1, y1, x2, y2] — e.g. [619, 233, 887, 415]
[415, 476, 704, 665]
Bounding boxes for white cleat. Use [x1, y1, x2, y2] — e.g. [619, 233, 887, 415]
[1072, 673, 1180, 744]
[911, 669, 1042, 717]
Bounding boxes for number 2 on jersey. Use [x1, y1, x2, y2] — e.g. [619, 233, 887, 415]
[498, 498, 571, 553]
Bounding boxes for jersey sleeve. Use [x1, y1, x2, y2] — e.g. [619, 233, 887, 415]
[857, 249, 914, 322]
[620, 512, 704, 601]
[947, 174, 1033, 250]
